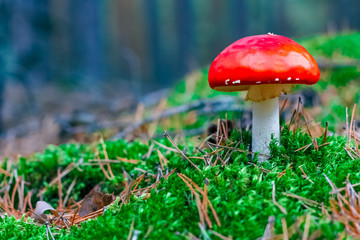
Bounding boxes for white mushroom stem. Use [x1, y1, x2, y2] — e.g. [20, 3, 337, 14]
[252, 97, 280, 159]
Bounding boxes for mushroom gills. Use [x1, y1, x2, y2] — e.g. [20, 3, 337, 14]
[245, 84, 294, 102]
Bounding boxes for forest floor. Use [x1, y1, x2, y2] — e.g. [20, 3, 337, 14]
[1, 32, 360, 239]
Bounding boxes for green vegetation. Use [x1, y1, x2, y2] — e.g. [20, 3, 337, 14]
[2, 32, 360, 239]
[1, 125, 358, 239]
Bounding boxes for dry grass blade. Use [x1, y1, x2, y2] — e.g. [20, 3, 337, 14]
[209, 230, 232, 240]
[207, 142, 269, 158]
[0, 167, 11, 177]
[322, 122, 328, 144]
[299, 166, 314, 184]
[302, 214, 311, 240]
[153, 140, 178, 152]
[294, 143, 312, 153]
[327, 178, 360, 238]
[177, 173, 221, 227]
[249, 163, 271, 174]
[157, 149, 169, 170]
[329, 182, 360, 194]
[11, 176, 21, 211]
[265, 215, 306, 240]
[302, 109, 313, 139]
[349, 104, 357, 144]
[277, 164, 292, 178]
[281, 218, 289, 240]
[127, 218, 135, 240]
[279, 98, 288, 116]
[195, 193, 206, 227]
[100, 138, 115, 179]
[272, 182, 287, 214]
[282, 192, 320, 206]
[144, 225, 154, 239]
[262, 216, 275, 239]
[163, 131, 201, 171]
[293, 98, 302, 139]
[346, 106, 349, 144]
[63, 177, 77, 207]
[57, 168, 63, 210]
[323, 174, 338, 194]
[38, 163, 75, 197]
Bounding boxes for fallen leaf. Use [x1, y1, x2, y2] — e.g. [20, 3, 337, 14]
[31, 201, 59, 223]
[78, 192, 115, 217]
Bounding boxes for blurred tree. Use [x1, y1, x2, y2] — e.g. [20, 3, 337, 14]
[229, 0, 248, 38]
[174, 0, 197, 76]
[10, 0, 51, 114]
[143, 0, 163, 85]
[0, 0, 9, 133]
[69, 0, 104, 90]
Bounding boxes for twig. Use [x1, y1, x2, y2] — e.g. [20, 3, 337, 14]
[164, 131, 200, 171]
[127, 218, 135, 240]
[100, 138, 115, 179]
[272, 182, 287, 215]
[63, 177, 77, 207]
[282, 192, 320, 206]
[279, 98, 288, 116]
[299, 166, 314, 184]
[302, 214, 311, 240]
[346, 107, 349, 144]
[57, 168, 63, 210]
[281, 218, 289, 240]
[322, 122, 328, 144]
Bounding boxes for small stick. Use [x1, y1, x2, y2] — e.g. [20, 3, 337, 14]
[299, 166, 314, 184]
[294, 143, 312, 152]
[100, 138, 115, 179]
[346, 107, 349, 144]
[349, 104, 357, 143]
[281, 218, 289, 240]
[70, 207, 80, 226]
[63, 178, 77, 207]
[127, 218, 135, 240]
[164, 131, 201, 171]
[302, 109, 313, 139]
[144, 225, 154, 239]
[322, 122, 328, 144]
[216, 119, 221, 144]
[57, 168, 63, 210]
[279, 98, 289, 116]
[272, 182, 287, 214]
[354, 122, 359, 151]
[293, 98, 302, 138]
[11, 176, 21, 209]
[221, 121, 227, 140]
[302, 214, 311, 240]
[288, 109, 297, 126]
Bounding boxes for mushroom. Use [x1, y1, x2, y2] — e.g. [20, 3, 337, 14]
[208, 33, 320, 160]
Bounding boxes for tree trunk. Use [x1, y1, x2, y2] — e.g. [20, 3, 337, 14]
[175, 0, 197, 76]
[69, 0, 104, 89]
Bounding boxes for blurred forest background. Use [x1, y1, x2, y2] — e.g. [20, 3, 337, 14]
[0, 0, 359, 156]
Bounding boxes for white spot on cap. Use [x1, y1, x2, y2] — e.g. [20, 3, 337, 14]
[232, 80, 240, 84]
[225, 79, 229, 85]
[267, 32, 274, 35]
[256, 81, 261, 84]
[287, 77, 291, 81]
[295, 78, 299, 81]
[275, 78, 279, 81]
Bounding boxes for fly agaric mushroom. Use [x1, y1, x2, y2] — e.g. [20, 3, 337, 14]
[208, 33, 320, 159]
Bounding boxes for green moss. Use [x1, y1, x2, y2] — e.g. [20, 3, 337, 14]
[2, 125, 359, 239]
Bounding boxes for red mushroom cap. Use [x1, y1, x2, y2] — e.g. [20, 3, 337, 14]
[208, 33, 320, 92]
